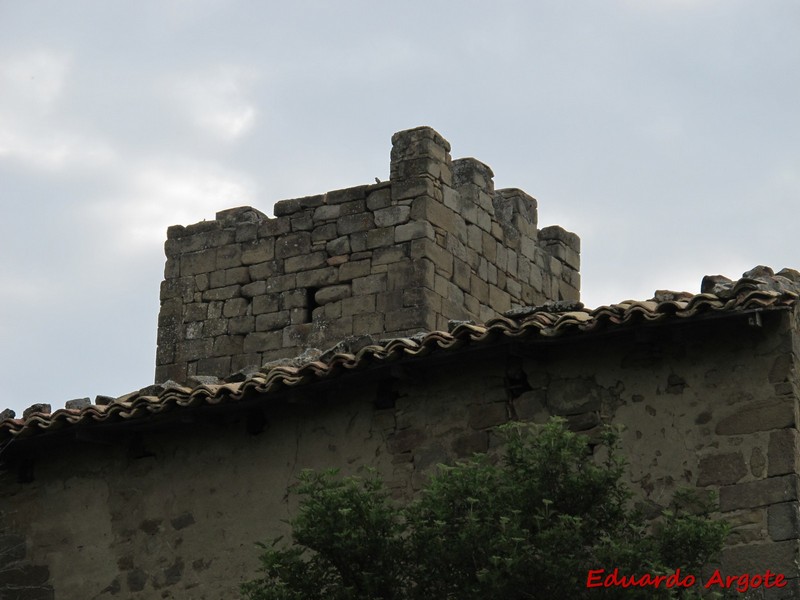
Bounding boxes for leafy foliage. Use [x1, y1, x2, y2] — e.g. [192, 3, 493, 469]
[242, 419, 728, 599]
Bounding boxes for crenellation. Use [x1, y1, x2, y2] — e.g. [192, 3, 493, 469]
[155, 126, 581, 383]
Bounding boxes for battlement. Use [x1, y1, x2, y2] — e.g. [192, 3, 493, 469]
[155, 126, 580, 383]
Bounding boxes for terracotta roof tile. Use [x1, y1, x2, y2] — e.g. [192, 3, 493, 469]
[2, 266, 798, 442]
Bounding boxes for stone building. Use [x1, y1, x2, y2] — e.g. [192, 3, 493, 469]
[1, 127, 799, 599]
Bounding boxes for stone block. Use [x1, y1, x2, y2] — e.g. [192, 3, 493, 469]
[374, 205, 411, 227]
[290, 307, 309, 324]
[464, 292, 479, 317]
[326, 185, 367, 205]
[212, 335, 243, 357]
[164, 257, 180, 278]
[697, 452, 748, 487]
[252, 294, 280, 314]
[337, 213, 374, 235]
[366, 227, 396, 249]
[183, 303, 208, 322]
[202, 318, 227, 337]
[160, 277, 193, 302]
[452, 258, 471, 290]
[180, 248, 217, 276]
[338, 199, 366, 216]
[326, 235, 350, 256]
[177, 339, 213, 362]
[315, 285, 351, 305]
[353, 313, 384, 336]
[248, 260, 280, 281]
[720, 475, 799, 512]
[716, 398, 796, 435]
[241, 280, 267, 298]
[275, 232, 311, 259]
[273, 198, 305, 216]
[402, 287, 440, 311]
[313, 204, 341, 221]
[312, 223, 338, 242]
[352, 273, 387, 295]
[341, 294, 376, 316]
[235, 222, 258, 242]
[487, 263, 498, 285]
[768, 502, 800, 542]
[320, 301, 341, 319]
[156, 363, 186, 383]
[256, 311, 291, 331]
[410, 238, 453, 277]
[410, 196, 458, 232]
[266, 274, 297, 293]
[488, 284, 512, 313]
[339, 259, 371, 281]
[539, 225, 580, 252]
[159, 298, 182, 322]
[296, 267, 338, 288]
[395, 220, 435, 243]
[229, 316, 255, 335]
[350, 231, 368, 252]
[258, 217, 291, 238]
[241, 239, 275, 265]
[243, 331, 282, 353]
[276, 291, 304, 312]
[223, 267, 249, 286]
[377, 291, 403, 313]
[366, 186, 392, 210]
[385, 308, 426, 332]
[391, 177, 437, 201]
[194, 273, 211, 292]
[373, 245, 408, 266]
[223, 298, 249, 318]
[202, 285, 241, 301]
[284, 251, 327, 273]
[291, 211, 313, 231]
[769, 429, 800, 477]
[215, 244, 242, 270]
[327, 255, 348, 267]
[185, 321, 203, 339]
[506, 279, 522, 300]
[209, 270, 226, 289]
[65, 397, 91, 410]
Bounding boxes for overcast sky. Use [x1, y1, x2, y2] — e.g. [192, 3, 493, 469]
[1, 0, 798, 419]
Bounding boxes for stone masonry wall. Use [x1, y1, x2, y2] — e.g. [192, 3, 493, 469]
[155, 126, 580, 383]
[3, 309, 797, 598]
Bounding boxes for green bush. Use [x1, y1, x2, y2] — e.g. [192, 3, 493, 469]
[242, 419, 728, 599]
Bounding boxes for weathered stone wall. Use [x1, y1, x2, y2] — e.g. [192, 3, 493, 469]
[3, 308, 798, 598]
[156, 126, 580, 383]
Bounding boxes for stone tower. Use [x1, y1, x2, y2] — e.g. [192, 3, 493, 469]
[155, 126, 580, 383]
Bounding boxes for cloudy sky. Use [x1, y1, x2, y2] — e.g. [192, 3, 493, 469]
[1, 0, 798, 418]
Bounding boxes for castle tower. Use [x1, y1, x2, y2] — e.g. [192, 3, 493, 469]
[155, 126, 580, 383]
